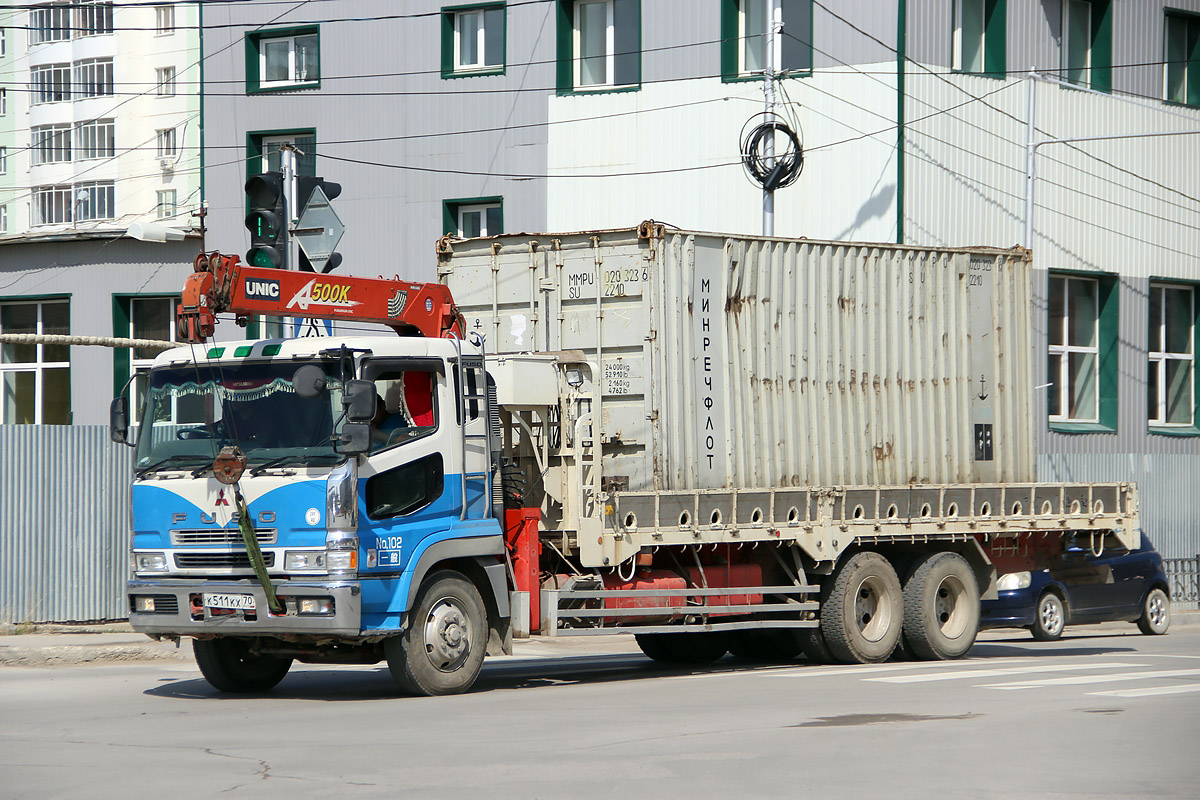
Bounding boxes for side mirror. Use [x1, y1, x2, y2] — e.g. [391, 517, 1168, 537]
[293, 364, 328, 399]
[109, 396, 131, 445]
[335, 421, 371, 455]
[343, 379, 376, 422]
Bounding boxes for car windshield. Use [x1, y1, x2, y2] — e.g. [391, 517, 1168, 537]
[134, 360, 346, 472]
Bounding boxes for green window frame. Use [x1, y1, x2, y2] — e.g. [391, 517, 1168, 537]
[245, 26, 320, 93]
[720, 0, 812, 83]
[555, 0, 641, 95]
[1062, 0, 1111, 91]
[441, 3, 506, 78]
[1148, 281, 1199, 435]
[113, 294, 192, 424]
[1047, 272, 1118, 433]
[953, 0, 1006, 79]
[1165, 11, 1200, 107]
[443, 196, 503, 237]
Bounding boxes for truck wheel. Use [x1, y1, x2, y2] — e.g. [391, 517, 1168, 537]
[819, 552, 903, 663]
[1030, 591, 1066, 641]
[385, 570, 487, 696]
[901, 552, 980, 660]
[193, 637, 292, 693]
[1136, 587, 1171, 635]
[634, 632, 728, 664]
[727, 630, 803, 662]
[798, 628, 835, 664]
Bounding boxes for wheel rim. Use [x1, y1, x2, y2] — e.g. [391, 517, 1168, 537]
[1040, 596, 1063, 636]
[853, 575, 894, 643]
[422, 596, 473, 672]
[932, 575, 970, 639]
[1147, 591, 1168, 630]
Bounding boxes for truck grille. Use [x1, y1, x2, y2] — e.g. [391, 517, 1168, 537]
[171, 529, 277, 546]
[174, 552, 276, 569]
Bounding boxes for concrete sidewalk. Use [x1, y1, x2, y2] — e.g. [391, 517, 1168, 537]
[2, 611, 1197, 669]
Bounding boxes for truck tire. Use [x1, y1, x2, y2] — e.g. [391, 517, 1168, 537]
[634, 632, 728, 664]
[385, 570, 487, 696]
[819, 552, 903, 664]
[798, 628, 835, 664]
[727, 629, 803, 662]
[193, 637, 292, 693]
[901, 552, 980, 660]
[1030, 591, 1066, 641]
[1136, 587, 1170, 635]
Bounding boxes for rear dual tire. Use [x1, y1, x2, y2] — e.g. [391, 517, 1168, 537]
[901, 552, 980, 660]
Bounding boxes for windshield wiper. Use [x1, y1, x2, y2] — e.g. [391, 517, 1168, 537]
[135, 454, 210, 479]
[249, 453, 342, 477]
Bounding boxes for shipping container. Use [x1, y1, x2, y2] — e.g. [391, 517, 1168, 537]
[438, 222, 1035, 492]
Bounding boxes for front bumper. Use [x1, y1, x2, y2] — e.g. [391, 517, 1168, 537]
[127, 578, 362, 637]
[979, 590, 1037, 630]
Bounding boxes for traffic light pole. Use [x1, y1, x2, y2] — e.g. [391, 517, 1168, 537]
[281, 145, 298, 270]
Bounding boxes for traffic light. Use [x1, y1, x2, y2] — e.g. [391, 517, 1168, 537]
[244, 171, 288, 269]
[295, 176, 344, 273]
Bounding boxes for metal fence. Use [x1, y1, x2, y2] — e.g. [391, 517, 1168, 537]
[1164, 556, 1200, 612]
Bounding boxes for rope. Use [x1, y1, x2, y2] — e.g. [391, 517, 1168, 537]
[0, 333, 177, 351]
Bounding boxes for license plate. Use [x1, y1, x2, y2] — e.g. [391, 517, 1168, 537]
[203, 593, 255, 610]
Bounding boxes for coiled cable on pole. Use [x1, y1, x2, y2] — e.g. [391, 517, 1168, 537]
[740, 114, 804, 192]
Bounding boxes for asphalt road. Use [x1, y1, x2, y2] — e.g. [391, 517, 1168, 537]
[2, 628, 1198, 800]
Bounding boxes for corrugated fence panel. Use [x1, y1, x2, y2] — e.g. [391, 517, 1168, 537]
[0, 426, 132, 624]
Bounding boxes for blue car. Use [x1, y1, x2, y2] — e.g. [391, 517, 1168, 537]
[980, 534, 1172, 641]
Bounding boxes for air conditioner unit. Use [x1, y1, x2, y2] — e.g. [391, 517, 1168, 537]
[160, 158, 174, 172]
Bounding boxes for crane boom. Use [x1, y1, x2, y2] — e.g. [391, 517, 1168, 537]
[176, 252, 464, 342]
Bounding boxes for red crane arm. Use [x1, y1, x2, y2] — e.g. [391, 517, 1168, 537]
[176, 252, 464, 342]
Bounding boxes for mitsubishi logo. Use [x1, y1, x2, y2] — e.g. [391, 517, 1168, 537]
[215, 488, 230, 507]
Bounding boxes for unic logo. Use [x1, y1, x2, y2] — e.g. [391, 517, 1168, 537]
[244, 278, 280, 300]
[287, 279, 360, 310]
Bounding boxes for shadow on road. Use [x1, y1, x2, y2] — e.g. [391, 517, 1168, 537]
[141, 637, 1141, 702]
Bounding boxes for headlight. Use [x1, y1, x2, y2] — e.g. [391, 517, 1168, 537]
[285, 551, 326, 571]
[325, 549, 358, 572]
[997, 571, 1032, 591]
[132, 552, 168, 573]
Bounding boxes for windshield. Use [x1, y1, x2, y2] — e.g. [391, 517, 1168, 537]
[134, 360, 346, 472]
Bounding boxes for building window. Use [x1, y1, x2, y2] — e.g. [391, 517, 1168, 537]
[1148, 284, 1195, 428]
[443, 197, 503, 237]
[156, 66, 176, 96]
[442, 3, 505, 77]
[32, 125, 72, 165]
[118, 297, 199, 426]
[0, 146, 6, 174]
[32, 64, 72, 104]
[156, 189, 177, 219]
[721, 0, 812, 81]
[0, 299, 71, 425]
[1165, 12, 1200, 106]
[556, 0, 639, 93]
[246, 27, 320, 91]
[29, 2, 72, 45]
[155, 5, 176, 34]
[249, 130, 316, 176]
[953, 0, 1006, 78]
[32, 182, 115, 224]
[1048, 273, 1118, 430]
[156, 127, 177, 158]
[75, 1, 114, 37]
[0, 205, 7, 233]
[73, 58, 114, 99]
[1062, 0, 1111, 91]
[0, 88, 6, 115]
[76, 119, 115, 159]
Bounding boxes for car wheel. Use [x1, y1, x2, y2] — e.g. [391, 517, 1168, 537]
[1030, 592, 1065, 642]
[1136, 587, 1171, 635]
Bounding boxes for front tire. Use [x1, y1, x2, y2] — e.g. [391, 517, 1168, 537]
[901, 552, 980, 660]
[1136, 587, 1171, 635]
[193, 637, 292, 693]
[819, 552, 903, 664]
[1030, 591, 1066, 641]
[385, 570, 487, 696]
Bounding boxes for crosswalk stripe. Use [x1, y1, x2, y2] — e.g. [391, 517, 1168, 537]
[1088, 683, 1200, 698]
[866, 662, 1147, 684]
[984, 668, 1200, 690]
[666, 657, 1040, 682]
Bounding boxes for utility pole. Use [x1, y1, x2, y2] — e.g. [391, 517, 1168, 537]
[762, 0, 781, 236]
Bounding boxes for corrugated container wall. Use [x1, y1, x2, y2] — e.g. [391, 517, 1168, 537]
[440, 226, 1035, 492]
